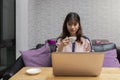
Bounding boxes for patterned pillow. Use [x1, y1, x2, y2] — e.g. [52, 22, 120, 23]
[20, 43, 52, 67]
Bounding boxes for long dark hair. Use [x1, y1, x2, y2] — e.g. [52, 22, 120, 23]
[59, 12, 83, 42]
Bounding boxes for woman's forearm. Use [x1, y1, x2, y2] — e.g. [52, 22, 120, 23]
[57, 44, 64, 52]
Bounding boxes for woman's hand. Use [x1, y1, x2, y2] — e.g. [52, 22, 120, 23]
[56, 37, 70, 52]
[61, 37, 70, 47]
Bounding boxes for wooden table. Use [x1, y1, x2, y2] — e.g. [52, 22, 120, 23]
[9, 67, 120, 80]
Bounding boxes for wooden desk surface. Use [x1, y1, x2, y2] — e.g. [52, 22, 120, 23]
[9, 67, 120, 80]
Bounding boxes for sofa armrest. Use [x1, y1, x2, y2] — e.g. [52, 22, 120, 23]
[117, 47, 120, 63]
[2, 56, 25, 80]
[0, 67, 7, 79]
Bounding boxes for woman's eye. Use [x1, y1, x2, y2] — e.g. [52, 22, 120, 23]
[67, 23, 78, 27]
[74, 23, 77, 26]
[68, 24, 72, 26]
[73, 23, 77, 25]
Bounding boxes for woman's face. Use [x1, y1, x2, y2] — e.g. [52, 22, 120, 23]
[67, 20, 79, 36]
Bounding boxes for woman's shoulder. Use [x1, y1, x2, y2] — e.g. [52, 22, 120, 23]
[82, 36, 90, 40]
[81, 37, 86, 41]
[80, 36, 90, 43]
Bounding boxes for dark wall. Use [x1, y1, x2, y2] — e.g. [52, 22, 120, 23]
[0, 0, 3, 42]
[0, 0, 16, 71]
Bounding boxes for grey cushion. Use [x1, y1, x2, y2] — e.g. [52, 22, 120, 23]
[92, 43, 116, 52]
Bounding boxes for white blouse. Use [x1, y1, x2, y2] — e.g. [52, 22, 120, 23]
[56, 37, 91, 52]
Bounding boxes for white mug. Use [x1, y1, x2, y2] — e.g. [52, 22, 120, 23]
[69, 37, 76, 43]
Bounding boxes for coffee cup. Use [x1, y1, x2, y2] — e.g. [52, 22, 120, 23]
[69, 37, 76, 43]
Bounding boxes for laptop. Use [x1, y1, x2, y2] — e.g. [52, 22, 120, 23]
[52, 52, 104, 76]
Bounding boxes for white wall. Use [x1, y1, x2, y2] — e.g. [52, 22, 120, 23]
[16, 0, 120, 58]
[16, 0, 28, 58]
[28, 0, 120, 47]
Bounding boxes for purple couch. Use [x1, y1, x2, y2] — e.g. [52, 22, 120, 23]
[1, 39, 120, 80]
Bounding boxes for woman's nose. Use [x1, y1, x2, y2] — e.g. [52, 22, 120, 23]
[71, 25, 75, 28]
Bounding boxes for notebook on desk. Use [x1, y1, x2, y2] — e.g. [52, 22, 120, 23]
[52, 52, 104, 76]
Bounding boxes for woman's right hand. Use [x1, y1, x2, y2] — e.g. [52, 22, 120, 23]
[60, 37, 70, 47]
[56, 37, 70, 52]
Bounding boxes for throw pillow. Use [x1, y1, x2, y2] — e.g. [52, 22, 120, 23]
[103, 49, 120, 67]
[92, 39, 109, 44]
[20, 43, 52, 67]
[46, 38, 57, 45]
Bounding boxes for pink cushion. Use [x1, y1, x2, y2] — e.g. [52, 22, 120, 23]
[103, 49, 120, 67]
[20, 43, 51, 67]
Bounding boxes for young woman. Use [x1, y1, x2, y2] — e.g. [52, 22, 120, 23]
[56, 12, 91, 52]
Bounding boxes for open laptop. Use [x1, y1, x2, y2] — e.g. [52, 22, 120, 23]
[52, 52, 104, 76]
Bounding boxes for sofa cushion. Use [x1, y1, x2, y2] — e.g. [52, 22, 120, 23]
[46, 38, 57, 52]
[92, 43, 116, 52]
[20, 43, 51, 67]
[47, 39, 56, 44]
[103, 49, 120, 67]
[92, 39, 109, 44]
